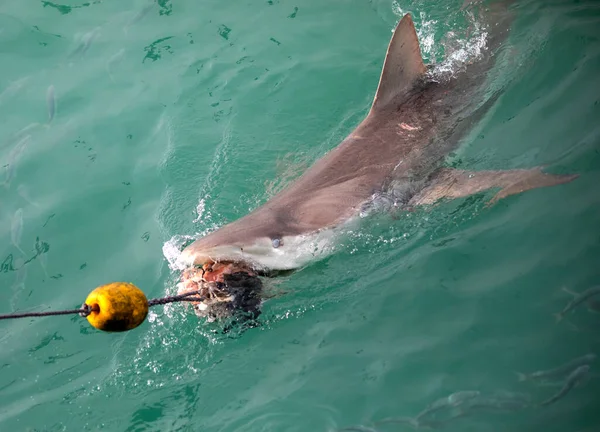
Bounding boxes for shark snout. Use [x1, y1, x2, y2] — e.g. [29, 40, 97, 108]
[179, 233, 288, 270]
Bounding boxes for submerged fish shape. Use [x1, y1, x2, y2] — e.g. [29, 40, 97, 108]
[376, 390, 530, 430]
[12, 257, 27, 289]
[461, 391, 531, 412]
[69, 27, 100, 59]
[178, 5, 578, 318]
[338, 427, 380, 432]
[11, 208, 24, 255]
[555, 287, 600, 322]
[517, 353, 596, 383]
[46, 85, 56, 123]
[106, 48, 126, 80]
[415, 390, 481, 420]
[17, 184, 40, 207]
[376, 413, 466, 430]
[124, 0, 156, 34]
[10, 257, 27, 310]
[537, 365, 590, 407]
[4, 134, 30, 188]
[0, 76, 29, 105]
[4, 135, 31, 188]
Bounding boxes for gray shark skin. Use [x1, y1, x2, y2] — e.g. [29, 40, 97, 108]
[181, 4, 577, 272]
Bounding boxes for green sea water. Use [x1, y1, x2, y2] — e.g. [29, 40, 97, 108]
[1, 0, 600, 430]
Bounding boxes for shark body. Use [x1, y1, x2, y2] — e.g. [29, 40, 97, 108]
[180, 6, 576, 274]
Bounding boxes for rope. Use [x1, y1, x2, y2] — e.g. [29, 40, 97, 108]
[147, 290, 206, 306]
[0, 307, 91, 320]
[0, 290, 206, 321]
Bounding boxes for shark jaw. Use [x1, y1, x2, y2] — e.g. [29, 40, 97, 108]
[177, 226, 342, 273]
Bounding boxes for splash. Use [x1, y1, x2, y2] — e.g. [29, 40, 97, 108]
[414, 11, 439, 62]
[162, 203, 225, 272]
[432, 15, 489, 80]
[391, 2, 490, 80]
[161, 118, 237, 269]
[162, 233, 197, 271]
[192, 197, 207, 223]
[196, 118, 236, 211]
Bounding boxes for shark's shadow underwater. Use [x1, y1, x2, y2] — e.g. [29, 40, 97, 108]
[176, 1, 578, 325]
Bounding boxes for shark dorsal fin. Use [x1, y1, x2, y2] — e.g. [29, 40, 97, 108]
[369, 14, 427, 113]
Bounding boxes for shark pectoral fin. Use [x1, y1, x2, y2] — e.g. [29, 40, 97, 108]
[409, 168, 578, 206]
[486, 169, 578, 206]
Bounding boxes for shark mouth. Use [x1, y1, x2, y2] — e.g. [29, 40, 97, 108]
[177, 262, 263, 322]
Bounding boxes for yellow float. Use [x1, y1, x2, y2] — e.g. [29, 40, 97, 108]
[83, 282, 149, 332]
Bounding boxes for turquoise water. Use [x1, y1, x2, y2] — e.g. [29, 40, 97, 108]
[1, 0, 599, 430]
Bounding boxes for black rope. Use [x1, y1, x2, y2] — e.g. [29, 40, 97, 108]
[0, 290, 207, 321]
[0, 307, 90, 320]
[147, 290, 206, 306]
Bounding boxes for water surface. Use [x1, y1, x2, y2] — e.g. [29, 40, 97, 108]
[1, 0, 599, 431]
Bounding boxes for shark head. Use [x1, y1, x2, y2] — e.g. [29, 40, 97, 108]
[175, 220, 340, 321]
[175, 227, 288, 322]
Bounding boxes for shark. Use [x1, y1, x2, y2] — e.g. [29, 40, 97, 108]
[176, 4, 577, 321]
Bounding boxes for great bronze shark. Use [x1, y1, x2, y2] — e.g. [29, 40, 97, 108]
[176, 6, 577, 320]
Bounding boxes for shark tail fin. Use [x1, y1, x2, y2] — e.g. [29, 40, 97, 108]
[369, 14, 427, 114]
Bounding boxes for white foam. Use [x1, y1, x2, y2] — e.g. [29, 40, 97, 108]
[432, 26, 489, 80]
[391, 4, 491, 80]
[162, 233, 197, 271]
[192, 197, 206, 223]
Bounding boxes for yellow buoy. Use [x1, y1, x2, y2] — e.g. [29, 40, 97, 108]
[84, 282, 148, 332]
